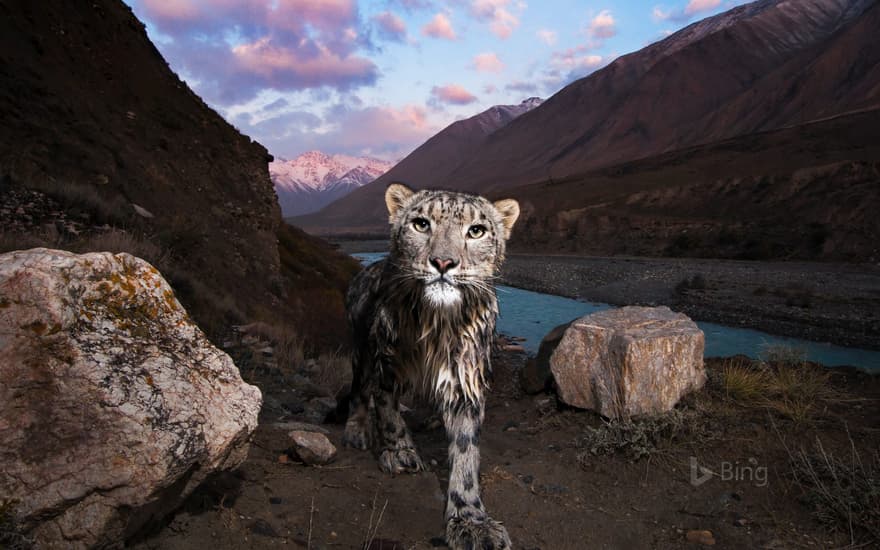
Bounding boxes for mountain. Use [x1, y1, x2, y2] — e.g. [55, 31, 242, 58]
[292, 97, 544, 231]
[294, 0, 880, 259]
[0, 0, 358, 342]
[271, 151, 392, 217]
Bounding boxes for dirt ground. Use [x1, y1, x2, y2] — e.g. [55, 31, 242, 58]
[132, 344, 880, 550]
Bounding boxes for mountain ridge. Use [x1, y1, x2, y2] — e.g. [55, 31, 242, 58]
[293, 0, 880, 262]
[270, 151, 392, 216]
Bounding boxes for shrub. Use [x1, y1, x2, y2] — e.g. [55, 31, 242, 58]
[789, 437, 880, 542]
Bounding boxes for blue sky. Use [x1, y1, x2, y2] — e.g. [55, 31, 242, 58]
[124, 0, 749, 161]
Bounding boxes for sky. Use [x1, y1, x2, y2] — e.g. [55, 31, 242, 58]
[124, 0, 750, 162]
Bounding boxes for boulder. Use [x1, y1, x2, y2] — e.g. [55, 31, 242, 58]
[0, 248, 262, 548]
[549, 306, 705, 419]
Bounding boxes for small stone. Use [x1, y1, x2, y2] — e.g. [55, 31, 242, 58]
[288, 430, 337, 465]
[501, 344, 525, 352]
[132, 203, 154, 218]
[686, 530, 716, 545]
[278, 454, 290, 464]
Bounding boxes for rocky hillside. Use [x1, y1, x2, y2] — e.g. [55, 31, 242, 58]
[271, 151, 392, 217]
[292, 97, 543, 234]
[296, 0, 880, 261]
[0, 0, 359, 342]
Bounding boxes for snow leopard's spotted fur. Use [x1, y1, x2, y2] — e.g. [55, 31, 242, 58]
[343, 183, 519, 549]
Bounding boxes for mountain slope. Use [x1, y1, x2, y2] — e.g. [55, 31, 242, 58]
[0, 0, 358, 340]
[291, 97, 543, 231]
[271, 152, 392, 216]
[297, 0, 880, 238]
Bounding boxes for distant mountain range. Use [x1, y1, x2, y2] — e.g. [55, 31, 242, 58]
[270, 152, 393, 217]
[292, 0, 880, 261]
[291, 96, 543, 228]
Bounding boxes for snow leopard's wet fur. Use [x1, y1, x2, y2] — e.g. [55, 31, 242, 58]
[344, 183, 519, 549]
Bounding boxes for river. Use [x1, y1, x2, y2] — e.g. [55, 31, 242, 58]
[352, 253, 880, 370]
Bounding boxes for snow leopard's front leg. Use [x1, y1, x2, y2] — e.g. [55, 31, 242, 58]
[443, 399, 511, 550]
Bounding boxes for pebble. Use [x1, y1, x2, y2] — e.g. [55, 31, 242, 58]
[686, 530, 716, 545]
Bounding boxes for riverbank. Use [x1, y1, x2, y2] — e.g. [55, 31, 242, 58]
[330, 240, 880, 351]
[500, 254, 880, 351]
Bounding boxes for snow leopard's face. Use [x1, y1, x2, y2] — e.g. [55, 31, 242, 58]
[385, 183, 519, 307]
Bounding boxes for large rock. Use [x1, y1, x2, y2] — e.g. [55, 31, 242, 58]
[549, 306, 705, 419]
[0, 248, 262, 548]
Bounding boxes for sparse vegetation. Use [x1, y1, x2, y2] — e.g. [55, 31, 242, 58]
[715, 346, 834, 423]
[574, 408, 704, 462]
[786, 434, 880, 543]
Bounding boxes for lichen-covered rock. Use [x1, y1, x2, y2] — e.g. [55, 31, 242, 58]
[549, 306, 705, 419]
[0, 248, 262, 549]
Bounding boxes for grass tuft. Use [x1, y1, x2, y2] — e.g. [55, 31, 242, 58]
[786, 433, 880, 543]
[575, 408, 703, 462]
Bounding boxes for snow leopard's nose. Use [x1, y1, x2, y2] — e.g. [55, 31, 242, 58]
[430, 257, 458, 274]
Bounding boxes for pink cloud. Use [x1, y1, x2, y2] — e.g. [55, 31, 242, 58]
[684, 0, 721, 15]
[130, 0, 377, 104]
[472, 52, 504, 73]
[470, 0, 521, 39]
[373, 11, 407, 41]
[422, 13, 456, 40]
[430, 84, 478, 105]
[139, 0, 201, 21]
[588, 10, 616, 40]
[536, 28, 558, 46]
[232, 37, 376, 87]
[552, 45, 604, 75]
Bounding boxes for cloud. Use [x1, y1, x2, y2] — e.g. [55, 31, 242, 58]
[685, 0, 721, 15]
[550, 45, 606, 84]
[372, 11, 408, 42]
[237, 101, 436, 160]
[470, 0, 523, 39]
[386, 0, 434, 12]
[422, 12, 457, 40]
[483, 84, 498, 94]
[504, 80, 539, 94]
[536, 28, 557, 46]
[587, 9, 616, 40]
[472, 52, 504, 73]
[231, 37, 377, 89]
[653, 0, 722, 22]
[430, 84, 478, 105]
[130, 0, 378, 105]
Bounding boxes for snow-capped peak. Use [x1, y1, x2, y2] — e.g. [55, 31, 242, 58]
[270, 151, 393, 193]
[270, 151, 394, 217]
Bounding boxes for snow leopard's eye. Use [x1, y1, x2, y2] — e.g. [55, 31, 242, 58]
[466, 224, 486, 239]
[412, 217, 430, 233]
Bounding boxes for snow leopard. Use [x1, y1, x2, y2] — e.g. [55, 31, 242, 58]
[343, 183, 519, 549]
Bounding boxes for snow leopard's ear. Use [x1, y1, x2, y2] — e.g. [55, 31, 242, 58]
[385, 182, 414, 221]
[493, 198, 520, 239]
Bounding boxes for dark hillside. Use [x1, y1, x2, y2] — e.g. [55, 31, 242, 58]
[0, 0, 358, 341]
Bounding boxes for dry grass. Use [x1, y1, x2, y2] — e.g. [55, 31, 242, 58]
[783, 431, 880, 544]
[575, 408, 705, 462]
[716, 346, 835, 423]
